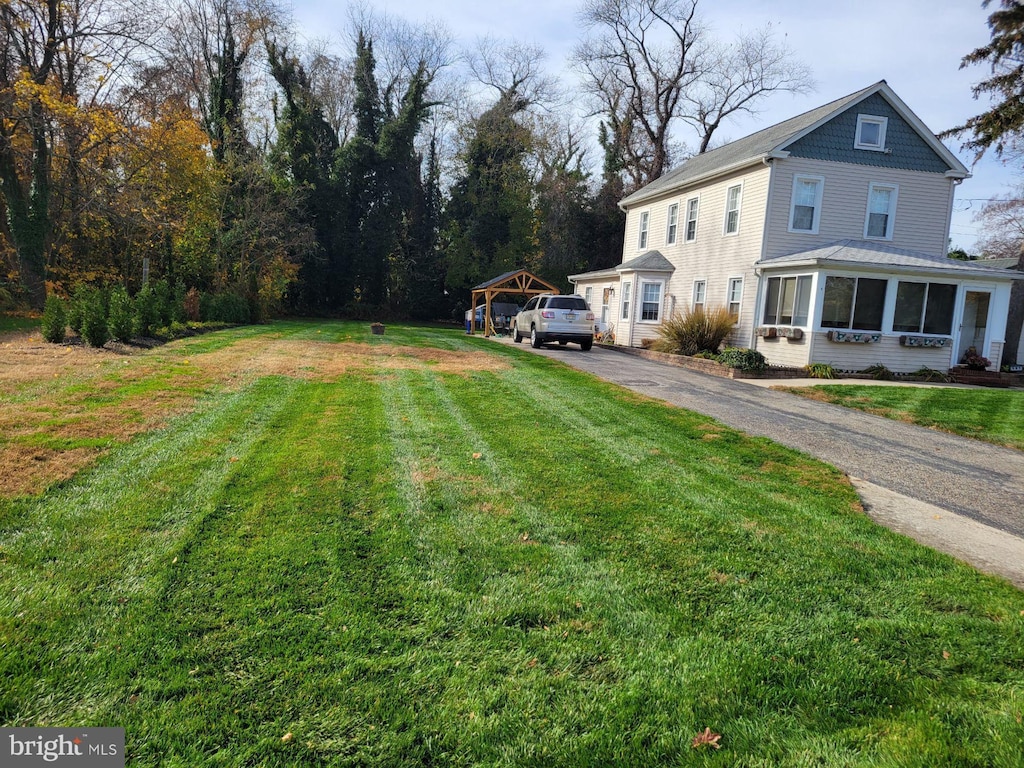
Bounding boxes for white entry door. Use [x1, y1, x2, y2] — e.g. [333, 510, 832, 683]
[957, 290, 991, 363]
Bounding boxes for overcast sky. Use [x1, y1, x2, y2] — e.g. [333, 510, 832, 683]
[289, 0, 1017, 252]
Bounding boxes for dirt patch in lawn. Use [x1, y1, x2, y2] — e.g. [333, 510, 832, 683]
[0, 331, 503, 499]
[0, 333, 507, 497]
[193, 338, 510, 381]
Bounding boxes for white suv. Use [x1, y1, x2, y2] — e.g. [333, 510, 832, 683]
[513, 294, 594, 351]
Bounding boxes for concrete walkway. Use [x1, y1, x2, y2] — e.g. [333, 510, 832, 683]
[497, 338, 1024, 588]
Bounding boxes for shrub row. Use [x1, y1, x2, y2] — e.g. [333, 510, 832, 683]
[41, 281, 250, 347]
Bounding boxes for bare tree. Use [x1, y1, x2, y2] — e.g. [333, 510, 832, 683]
[684, 24, 813, 154]
[466, 36, 559, 111]
[974, 188, 1024, 259]
[573, 0, 813, 187]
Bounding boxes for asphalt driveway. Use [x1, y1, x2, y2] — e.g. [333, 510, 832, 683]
[501, 340, 1024, 585]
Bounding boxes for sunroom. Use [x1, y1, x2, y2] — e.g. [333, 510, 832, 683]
[753, 241, 1021, 374]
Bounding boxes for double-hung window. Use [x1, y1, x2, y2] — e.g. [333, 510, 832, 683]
[640, 282, 662, 322]
[620, 281, 632, 320]
[855, 115, 888, 151]
[865, 183, 898, 240]
[821, 276, 887, 331]
[584, 287, 593, 308]
[727, 278, 743, 320]
[763, 275, 812, 326]
[692, 280, 706, 311]
[893, 281, 957, 335]
[724, 185, 741, 235]
[685, 198, 699, 242]
[666, 203, 679, 245]
[637, 211, 649, 249]
[789, 175, 824, 234]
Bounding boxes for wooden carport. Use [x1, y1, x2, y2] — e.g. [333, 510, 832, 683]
[470, 270, 560, 337]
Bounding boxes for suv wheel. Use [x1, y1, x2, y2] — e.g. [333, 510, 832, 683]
[513, 324, 523, 343]
[580, 337, 593, 351]
[530, 327, 543, 349]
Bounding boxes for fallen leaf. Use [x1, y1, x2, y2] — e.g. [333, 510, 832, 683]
[281, 733, 293, 744]
[472, 452, 482, 460]
[942, 650, 951, 660]
[853, 637, 860, 643]
[692, 728, 721, 750]
[229, 456, 239, 462]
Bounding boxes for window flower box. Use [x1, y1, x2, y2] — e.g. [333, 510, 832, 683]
[826, 330, 881, 343]
[777, 327, 804, 340]
[899, 335, 950, 348]
[755, 326, 777, 338]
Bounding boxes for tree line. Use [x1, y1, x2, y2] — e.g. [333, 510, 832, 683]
[1, 0, 813, 320]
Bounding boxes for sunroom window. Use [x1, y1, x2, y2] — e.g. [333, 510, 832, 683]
[763, 276, 812, 326]
[821, 276, 886, 331]
[893, 281, 956, 335]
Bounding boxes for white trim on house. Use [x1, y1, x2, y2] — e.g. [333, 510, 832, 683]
[666, 202, 679, 245]
[727, 276, 744, 321]
[684, 196, 699, 243]
[692, 279, 707, 311]
[724, 183, 742, 236]
[637, 210, 650, 250]
[788, 175, 825, 234]
[638, 280, 666, 323]
[864, 182, 899, 240]
[854, 114, 889, 151]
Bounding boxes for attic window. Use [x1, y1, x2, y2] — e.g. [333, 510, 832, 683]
[855, 115, 888, 151]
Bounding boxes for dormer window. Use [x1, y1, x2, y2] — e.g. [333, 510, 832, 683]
[855, 115, 888, 151]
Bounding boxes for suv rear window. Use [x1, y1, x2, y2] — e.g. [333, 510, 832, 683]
[548, 297, 588, 310]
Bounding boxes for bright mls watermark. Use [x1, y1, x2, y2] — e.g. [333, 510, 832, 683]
[1, 728, 124, 767]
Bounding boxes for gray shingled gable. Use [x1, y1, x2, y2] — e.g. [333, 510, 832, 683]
[616, 250, 675, 272]
[620, 83, 880, 207]
[758, 240, 1021, 279]
[785, 93, 951, 173]
[620, 81, 967, 208]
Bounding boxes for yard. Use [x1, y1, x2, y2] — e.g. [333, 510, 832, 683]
[780, 383, 1024, 452]
[1, 320, 1022, 766]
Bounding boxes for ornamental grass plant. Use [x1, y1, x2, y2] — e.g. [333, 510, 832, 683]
[650, 304, 735, 356]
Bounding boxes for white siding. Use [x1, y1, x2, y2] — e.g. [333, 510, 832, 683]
[620, 164, 772, 347]
[755, 336, 812, 368]
[763, 157, 955, 259]
[808, 333, 954, 374]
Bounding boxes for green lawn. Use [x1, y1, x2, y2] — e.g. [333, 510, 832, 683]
[0, 314, 39, 333]
[781, 384, 1024, 451]
[2, 320, 1022, 767]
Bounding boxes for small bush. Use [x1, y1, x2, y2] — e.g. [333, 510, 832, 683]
[41, 295, 67, 343]
[718, 347, 767, 372]
[651, 305, 735, 356]
[133, 284, 161, 338]
[79, 289, 109, 348]
[67, 284, 91, 335]
[861, 363, 894, 381]
[153, 279, 174, 326]
[960, 346, 991, 370]
[804, 363, 837, 379]
[108, 285, 135, 343]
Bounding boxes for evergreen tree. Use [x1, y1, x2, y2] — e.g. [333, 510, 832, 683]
[443, 91, 537, 299]
[267, 40, 341, 313]
[336, 34, 433, 312]
[945, 0, 1024, 158]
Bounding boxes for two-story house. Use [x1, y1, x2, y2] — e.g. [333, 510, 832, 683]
[570, 81, 1021, 373]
